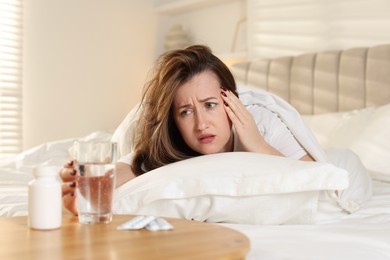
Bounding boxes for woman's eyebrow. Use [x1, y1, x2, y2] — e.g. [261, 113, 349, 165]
[177, 97, 218, 110]
[177, 104, 191, 110]
[199, 97, 218, 103]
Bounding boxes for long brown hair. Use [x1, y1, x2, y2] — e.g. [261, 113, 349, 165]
[131, 45, 238, 176]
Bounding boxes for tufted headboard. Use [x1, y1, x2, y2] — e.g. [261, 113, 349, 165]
[231, 44, 390, 115]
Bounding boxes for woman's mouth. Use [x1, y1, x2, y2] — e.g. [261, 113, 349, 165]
[198, 134, 215, 144]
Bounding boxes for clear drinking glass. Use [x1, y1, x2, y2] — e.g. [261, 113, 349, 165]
[73, 141, 117, 224]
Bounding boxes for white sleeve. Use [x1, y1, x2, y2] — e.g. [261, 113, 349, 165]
[247, 105, 307, 160]
[118, 153, 134, 165]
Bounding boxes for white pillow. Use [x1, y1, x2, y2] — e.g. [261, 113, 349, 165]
[302, 104, 390, 178]
[113, 152, 349, 225]
[350, 104, 390, 180]
[111, 103, 141, 159]
[302, 107, 375, 148]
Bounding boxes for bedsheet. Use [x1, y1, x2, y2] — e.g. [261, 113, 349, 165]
[0, 169, 30, 217]
[222, 180, 390, 259]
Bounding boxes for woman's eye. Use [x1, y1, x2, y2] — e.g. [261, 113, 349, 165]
[206, 102, 217, 109]
[180, 110, 191, 117]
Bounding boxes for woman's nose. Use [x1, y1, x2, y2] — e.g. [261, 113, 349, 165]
[195, 111, 208, 130]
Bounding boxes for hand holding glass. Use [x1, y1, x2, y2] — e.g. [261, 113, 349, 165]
[73, 141, 117, 224]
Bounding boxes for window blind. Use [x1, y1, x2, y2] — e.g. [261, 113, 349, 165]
[247, 0, 390, 59]
[0, 0, 23, 158]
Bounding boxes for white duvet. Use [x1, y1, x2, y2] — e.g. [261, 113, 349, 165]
[0, 131, 113, 217]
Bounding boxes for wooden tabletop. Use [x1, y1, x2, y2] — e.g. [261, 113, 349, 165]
[0, 215, 250, 260]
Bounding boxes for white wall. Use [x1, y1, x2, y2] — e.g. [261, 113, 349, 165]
[23, 0, 157, 149]
[23, 0, 245, 150]
[155, 0, 245, 56]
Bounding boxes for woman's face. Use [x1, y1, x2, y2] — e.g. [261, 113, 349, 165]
[172, 70, 233, 155]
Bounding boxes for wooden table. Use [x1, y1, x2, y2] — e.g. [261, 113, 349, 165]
[0, 215, 250, 259]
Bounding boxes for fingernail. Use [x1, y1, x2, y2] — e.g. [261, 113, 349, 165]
[70, 192, 75, 197]
[224, 101, 229, 106]
[70, 182, 76, 188]
[68, 160, 74, 166]
[221, 91, 227, 97]
[70, 169, 76, 176]
[221, 86, 227, 91]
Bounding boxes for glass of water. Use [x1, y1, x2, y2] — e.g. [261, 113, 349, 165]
[72, 141, 117, 224]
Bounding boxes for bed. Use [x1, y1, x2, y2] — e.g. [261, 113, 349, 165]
[1, 44, 390, 259]
[224, 43, 390, 259]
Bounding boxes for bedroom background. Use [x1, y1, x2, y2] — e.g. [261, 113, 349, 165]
[2, 0, 390, 158]
[1, 2, 390, 257]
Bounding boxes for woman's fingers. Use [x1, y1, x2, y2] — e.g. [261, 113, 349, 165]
[62, 182, 76, 197]
[59, 168, 77, 182]
[63, 160, 75, 168]
[221, 87, 275, 153]
[59, 160, 77, 182]
[60, 160, 79, 216]
[62, 192, 78, 216]
[221, 88, 252, 126]
[62, 182, 78, 215]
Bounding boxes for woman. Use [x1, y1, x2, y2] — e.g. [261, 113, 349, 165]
[60, 45, 314, 215]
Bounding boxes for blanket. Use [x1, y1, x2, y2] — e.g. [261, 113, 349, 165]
[238, 87, 328, 162]
[238, 87, 372, 213]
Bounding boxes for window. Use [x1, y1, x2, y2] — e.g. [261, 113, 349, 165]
[0, 0, 23, 158]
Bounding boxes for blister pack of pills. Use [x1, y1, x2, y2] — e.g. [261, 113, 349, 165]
[117, 215, 174, 231]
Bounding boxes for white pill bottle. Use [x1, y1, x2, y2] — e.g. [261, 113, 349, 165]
[28, 165, 62, 230]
